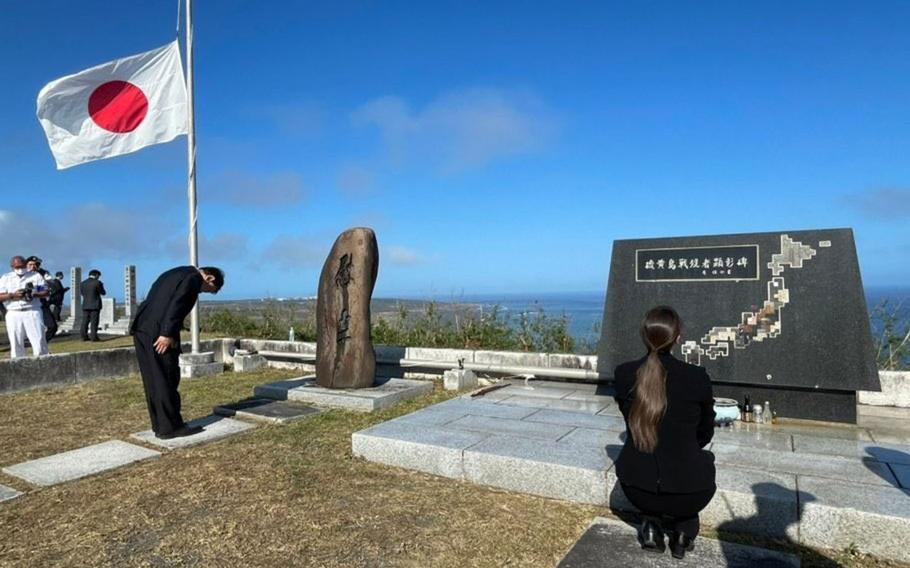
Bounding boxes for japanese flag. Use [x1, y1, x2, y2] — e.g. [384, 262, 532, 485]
[37, 41, 188, 170]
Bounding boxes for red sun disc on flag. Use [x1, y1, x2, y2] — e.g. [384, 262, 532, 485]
[88, 81, 149, 133]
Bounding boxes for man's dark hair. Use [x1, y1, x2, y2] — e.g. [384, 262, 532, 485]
[11, 256, 25, 264]
[55, 271, 64, 278]
[89, 269, 101, 277]
[199, 266, 225, 292]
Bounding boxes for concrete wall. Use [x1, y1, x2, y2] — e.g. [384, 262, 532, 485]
[0, 339, 232, 395]
[3, 337, 907, 410]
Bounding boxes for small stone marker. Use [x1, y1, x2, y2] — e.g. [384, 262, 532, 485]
[178, 351, 223, 379]
[557, 517, 799, 567]
[131, 415, 255, 449]
[444, 368, 478, 391]
[1, 440, 160, 487]
[315, 227, 379, 389]
[214, 398, 321, 424]
[0, 484, 23, 503]
[233, 350, 268, 372]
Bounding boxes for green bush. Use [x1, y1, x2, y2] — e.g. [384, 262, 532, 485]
[871, 300, 910, 371]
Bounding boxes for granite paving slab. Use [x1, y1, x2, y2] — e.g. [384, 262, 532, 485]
[711, 428, 793, 452]
[447, 414, 574, 441]
[557, 517, 799, 568]
[562, 391, 615, 403]
[496, 395, 609, 414]
[522, 408, 626, 431]
[2, 441, 160, 487]
[441, 398, 541, 420]
[798, 475, 910, 562]
[0, 484, 23, 503]
[558, 427, 625, 449]
[791, 435, 910, 465]
[892, 464, 910, 488]
[711, 443, 899, 487]
[131, 416, 255, 449]
[753, 422, 874, 442]
[214, 399, 321, 424]
[463, 435, 609, 505]
[352, 421, 489, 478]
[596, 404, 623, 417]
[255, 376, 433, 411]
[496, 385, 576, 399]
[605, 465, 800, 539]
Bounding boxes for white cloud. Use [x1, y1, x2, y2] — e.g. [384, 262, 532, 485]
[0, 204, 169, 266]
[261, 234, 326, 269]
[212, 170, 308, 208]
[843, 188, 910, 220]
[351, 87, 558, 173]
[386, 245, 423, 266]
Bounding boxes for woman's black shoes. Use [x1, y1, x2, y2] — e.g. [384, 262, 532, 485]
[668, 531, 695, 559]
[639, 520, 666, 553]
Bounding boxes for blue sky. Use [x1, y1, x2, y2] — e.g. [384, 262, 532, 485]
[1, 1, 909, 301]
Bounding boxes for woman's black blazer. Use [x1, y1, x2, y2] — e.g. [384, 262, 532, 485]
[613, 351, 716, 494]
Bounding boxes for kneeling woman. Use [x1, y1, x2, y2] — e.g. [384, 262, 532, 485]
[613, 306, 716, 559]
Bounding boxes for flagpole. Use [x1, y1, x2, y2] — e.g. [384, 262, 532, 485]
[185, 0, 200, 354]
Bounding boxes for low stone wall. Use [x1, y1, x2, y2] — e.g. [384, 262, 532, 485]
[858, 371, 910, 408]
[0, 339, 232, 395]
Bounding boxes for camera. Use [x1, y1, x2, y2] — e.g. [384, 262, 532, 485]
[21, 283, 34, 302]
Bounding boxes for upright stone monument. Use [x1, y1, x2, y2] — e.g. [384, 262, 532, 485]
[598, 228, 880, 423]
[69, 266, 82, 326]
[124, 265, 137, 324]
[316, 227, 379, 389]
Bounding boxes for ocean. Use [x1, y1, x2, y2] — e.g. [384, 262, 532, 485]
[459, 287, 910, 344]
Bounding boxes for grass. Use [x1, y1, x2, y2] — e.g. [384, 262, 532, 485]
[0, 369, 906, 567]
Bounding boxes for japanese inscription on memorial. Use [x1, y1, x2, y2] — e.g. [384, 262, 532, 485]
[636, 245, 759, 282]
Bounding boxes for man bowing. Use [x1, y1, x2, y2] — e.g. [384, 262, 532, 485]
[131, 265, 225, 439]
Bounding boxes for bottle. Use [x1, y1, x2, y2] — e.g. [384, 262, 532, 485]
[743, 395, 752, 422]
[289, 326, 296, 342]
[763, 401, 773, 424]
[753, 403, 764, 424]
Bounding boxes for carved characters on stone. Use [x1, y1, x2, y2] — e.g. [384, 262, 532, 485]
[316, 228, 378, 389]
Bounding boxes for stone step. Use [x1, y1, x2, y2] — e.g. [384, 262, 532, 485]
[131, 415, 255, 449]
[352, 398, 910, 563]
[557, 517, 799, 567]
[0, 484, 23, 504]
[214, 399, 321, 424]
[254, 376, 433, 412]
[2, 440, 160, 487]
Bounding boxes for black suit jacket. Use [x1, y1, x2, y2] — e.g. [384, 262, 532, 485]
[80, 278, 106, 311]
[613, 352, 716, 494]
[130, 266, 203, 343]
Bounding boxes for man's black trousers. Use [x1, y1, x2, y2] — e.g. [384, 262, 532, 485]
[133, 331, 185, 435]
[81, 309, 100, 340]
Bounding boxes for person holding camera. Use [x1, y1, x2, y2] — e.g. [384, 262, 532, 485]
[0, 255, 50, 358]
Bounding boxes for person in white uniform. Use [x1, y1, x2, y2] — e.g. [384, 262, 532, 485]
[0, 256, 50, 358]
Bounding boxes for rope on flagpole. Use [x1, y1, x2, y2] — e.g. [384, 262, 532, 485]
[176, 0, 182, 37]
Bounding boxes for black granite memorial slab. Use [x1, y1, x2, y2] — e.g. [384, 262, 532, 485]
[214, 398, 321, 424]
[597, 228, 880, 423]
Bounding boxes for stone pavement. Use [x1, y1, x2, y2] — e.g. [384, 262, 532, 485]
[254, 375, 433, 411]
[557, 517, 799, 567]
[2, 441, 160, 486]
[131, 415, 256, 449]
[352, 380, 910, 563]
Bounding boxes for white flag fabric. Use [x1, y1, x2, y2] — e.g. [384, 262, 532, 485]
[37, 41, 188, 170]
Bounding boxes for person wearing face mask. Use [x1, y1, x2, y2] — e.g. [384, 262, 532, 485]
[0, 256, 50, 358]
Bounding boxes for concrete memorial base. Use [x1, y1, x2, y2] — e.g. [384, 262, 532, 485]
[254, 376, 433, 412]
[352, 381, 910, 563]
[232, 350, 268, 372]
[2, 441, 160, 486]
[131, 415, 255, 449]
[0, 484, 23, 503]
[214, 398, 321, 424]
[557, 517, 799, 568]
[443, 368, 477, 391]
[179, 352, 223, 379]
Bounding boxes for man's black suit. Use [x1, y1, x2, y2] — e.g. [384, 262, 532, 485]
[613, 351, 717, 538]
[79, 277, 106, 340]
[130, 266, 203, 435]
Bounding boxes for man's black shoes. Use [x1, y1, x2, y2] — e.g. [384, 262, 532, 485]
[155, 425, 204, 440]
[668, 531, 695, 559]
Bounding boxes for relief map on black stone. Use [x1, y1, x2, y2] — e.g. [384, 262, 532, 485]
[597, 229, 880, 398]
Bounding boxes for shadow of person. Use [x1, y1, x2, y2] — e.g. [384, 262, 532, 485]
[716, 482, 839, 567]
[864, 447, 910, 488]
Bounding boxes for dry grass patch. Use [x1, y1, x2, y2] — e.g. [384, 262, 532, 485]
[0, 371, 906, 567]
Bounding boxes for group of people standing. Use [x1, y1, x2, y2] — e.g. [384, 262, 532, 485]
[0, 255, 108, 358]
